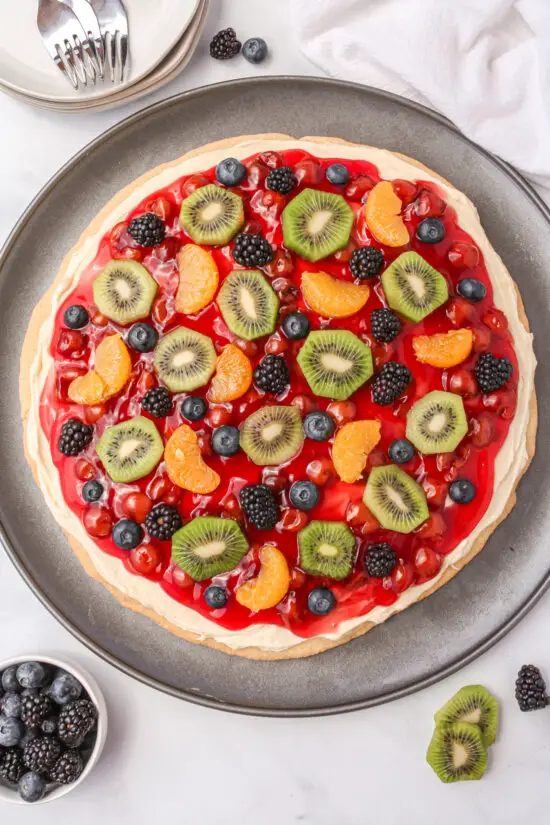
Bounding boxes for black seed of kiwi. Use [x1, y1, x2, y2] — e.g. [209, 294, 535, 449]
[179, 184, 244, 246]
[171, 517, 248, 581]
[92, 260, 158, 325]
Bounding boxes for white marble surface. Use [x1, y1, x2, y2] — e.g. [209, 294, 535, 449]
[1, 1, 549, 822]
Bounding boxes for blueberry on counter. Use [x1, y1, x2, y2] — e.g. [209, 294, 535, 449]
[326, 163, 349, 186]
[112, 519, 143, 550]
[308, 587, 335, 616]
[64, 305, 89, 330]
[242, 37, 268, 64]
[303, 411, 335, 442]
[216, 157, 247, 187]
[289, 481, 320, 511]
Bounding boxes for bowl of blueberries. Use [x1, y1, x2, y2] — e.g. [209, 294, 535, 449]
[0, 655, 107, 804]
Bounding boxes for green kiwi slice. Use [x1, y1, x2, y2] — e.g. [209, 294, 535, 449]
[298, 521, 356, 580]
[217, 270, 279, 340]
[282, 188, 354, 261]
[297, 330, 373, 400]
[171, 517, 248, 581]
[153, 327, 216, 392]
[92, 260, 158, 325]
[435, 686, 499, 748]
[363, 465, 428, 534]
[96, 416, 163, 483]
[381, 251, 448, 321]
[426, 722, 488, 783]
[179, 184, 244, 246]
[240, 405, 304, 466]
[406, 391, 467, 455]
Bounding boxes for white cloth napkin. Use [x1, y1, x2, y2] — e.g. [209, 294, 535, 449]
[291, 0, 550, 192]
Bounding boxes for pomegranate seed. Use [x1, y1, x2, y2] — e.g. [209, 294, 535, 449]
[148, 476, 172, 502]
[222, 494, 242, 518]
[206, 406, 232, 428]
[84, 403, 108, 424]
[265, 334, 288, 355]
[360, 508, 381, 535]
[483, 389, 516, 418]
[290, 394, 317, 415]
[262, 470, 287, 493]
[181, 174, 210, 197]
[91, 310, 109, 327]
[259, 151, 282, 169]
[413, 188, 445, 217]
[57, 329, 85, 356]
[235, 338, 259, 359]
[470, 414, 495, 447]
[130, 544, 162, 576]
[471, 325, 492, 352]
[306, 458, 335, 486]
[122, 492, 153, 523]
[417, 512, 446, 539]
[163, 485, 182, 505]
[264, 247, 294, 278]
[146, 196, 174, 222]
[84, 507, 112, 538]
[75, 459, 95, 481]
[345, 175, 376, 201]
[172, 566, 194, 588]
[392, 179, 417, 205]
[295, 158, 323, 186]
[448, 368, 477, 396]
[367, 450, 388, 468]
[482, 308, 508, 334]
[391, 562, 416, 593]
[446, 298, 476, 327]
[327, 400, 357, 425]
[413, 546, 442, 579]
[290, 568, 307, 589]
[152, 297, 168, 325]
[273, 277, 299, 304]
[197, 433, 212, 458]
[261, 190, 286, 212]
[447, 241, 479, 271]
[279, 508, 308, 532]
[345, 499, 370, 527]
[422, 478, 447, 508]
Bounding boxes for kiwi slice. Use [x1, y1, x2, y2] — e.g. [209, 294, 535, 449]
[298, 521, 356, 580]
[171, 517, 248, 581]
[427, 722, 488, 783]
[92, 261, 158, 325]
[96, 416, 163, 483]
[217, 270, 279, 341]
[363, 464, 428, 534]
[297, 330, 373, 401]
[381, 251, 448, 322]
[240, 405, 304, 466]
[179, 184, 244, 246]
[282, 188, 354, 262]
[435, 686, 499, 748]
[406, 390, 467, 455]
[153, 327, 216, 392]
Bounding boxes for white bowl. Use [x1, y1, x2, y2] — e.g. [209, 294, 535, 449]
[0, 655, 107, 805]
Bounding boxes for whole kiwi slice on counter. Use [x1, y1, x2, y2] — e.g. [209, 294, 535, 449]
[434, 686, 499, 748]
[297, 330, 373, 400]
[381, 251, 448, 322]
[298, 520, 356, 580]
[240, 405, 304, 466]
[96, 416, 163, 483]
[282, 188, 354, 261]
[171, 516, 248, 581]
[426, 722, 488, 783]
[179, 184, 245, 246]
[363, 464, 428, 533]
[92, 260, 158, 325]
[406, 390, 467, 455]
[217, 270, 279, 340]
[153, 327, 216, 392]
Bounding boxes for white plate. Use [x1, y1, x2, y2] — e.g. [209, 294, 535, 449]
[0, 0, 200, 102]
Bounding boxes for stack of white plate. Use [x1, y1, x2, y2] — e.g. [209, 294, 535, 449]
[0, 0, 209, 112]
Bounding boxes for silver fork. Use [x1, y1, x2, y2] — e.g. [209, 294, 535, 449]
[37, 0, 97, 89]
[63, 0, 105, 77]
[88, 0, 129, 83]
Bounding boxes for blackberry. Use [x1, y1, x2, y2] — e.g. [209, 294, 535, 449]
[364, 543, 397, 578]
[371, 308, 402, 342]
[239, 484, 278, 530]
[372, 362, 412, 406]
[209, 27, 241, 60]
[20, 691, 52, 727]
[515, 665, 549, 712]
[58, 418, 93, 457]
[233, 233, 273, 267]
[145, 503, 182, 541]
[266, 166, 297, 195]
[475, 353, 513, 393]
[23, 736, 62, 773]
[0, 747, 25, 784]
[57, 699, 97, 747]
[141, 386, 172, 418]
[350, 246, 384, 279]
[253, 354, 290, 394]
[49, 750, 84, 785]
[127, 213, 165, 247]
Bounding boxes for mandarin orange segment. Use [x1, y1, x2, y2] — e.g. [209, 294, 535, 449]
[164, 424, 220, 494]
[67, 370, 109, 406]
[301, 271, 370, 318]
[412, 328, 473, 368]
[94, 333, 132, 394]
[235, 545, 290, 611]
[332, 420, 382, 483]
[365, 181, 409, 247]
[175, 244, 219, 315]
[208, 344, 253, 403]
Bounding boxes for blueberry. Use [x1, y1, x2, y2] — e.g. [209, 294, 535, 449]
[308, 587, 335, 616]
[82, 480, 104, 503]
[127, 323, 158, 353]
[242, 37, 268, 64]
[326, 163, 350, 186]
[303, 412, 335, 442]
[1, 692, 21, 718]
[0, 715, 24, 746]
[215, 157, 247, 187]
[204, 585, 228, 609]
[16, 662, 46, 690]
[457, 278, 487, 303]
[282, 311, 310, 340]
[1, 666, 19, 693]
[181, 396, 208, 421]
[64, 304, 89, 329]
[49, 672, 82, 706]
[19, 771, 46, 804]
[416, 218, 446, 244]
[449, 479, 476, 504]
[112, 519, 143, 550]
[388, 438, 415, 464]
[212, 426, 240, 457]
[289, 481, 320, 511]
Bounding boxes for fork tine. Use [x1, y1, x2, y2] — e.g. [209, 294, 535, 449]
[105, 30, 116, 83]
[117, 32, 128, 82]
[73, 34, 96, 84]
[64, 39, 87, 86]
[54, 43, 79, 90]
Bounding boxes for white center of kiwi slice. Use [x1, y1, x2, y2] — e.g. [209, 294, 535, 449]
[451, 742, 470, 769]
[261, 422, 283, 442]
[201, 202, 224, 222]
[119, 438, 143, 460]
[307, 210, 334, 236]
[384, 484, 410, 513]
[317, 542, 339, 558]
[406, 272, 428, 300]
[320, 353, 353, 373]
[194, 540, 228, 559]
[427, 412, 448, 434]
[238, 286, 259, 320]
[114, 277, 134, 300]
[171, 350, 196, 368]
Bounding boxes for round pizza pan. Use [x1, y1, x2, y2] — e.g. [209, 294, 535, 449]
[0, 77, 548, 716]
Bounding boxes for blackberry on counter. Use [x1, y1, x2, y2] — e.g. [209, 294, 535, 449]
[145, 503, 182, 541]
[141, 386, 172, 418]
[239, 484, 279, 530]
[372, 361, 412, 406]
[364, 543, 397, 578]
[371, 308, 402, 343]
[475, 353, 513, 393]
[57, 699, 97, 748]
[23, 736, 62, 773]
[253, 354, 290, 395]
[20, 691, 52, 727]
[0, 747, 25, 784]
[49, 750, 84, 785]
[350, 246, 384, 279]
[58, 418, 93, 457]
[266, 166, 298, 195]
[127, 213, 165, 247]
[209, 27, 241, 60]
[515, 665, 549, 712]
[233, 233, 273, 267]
